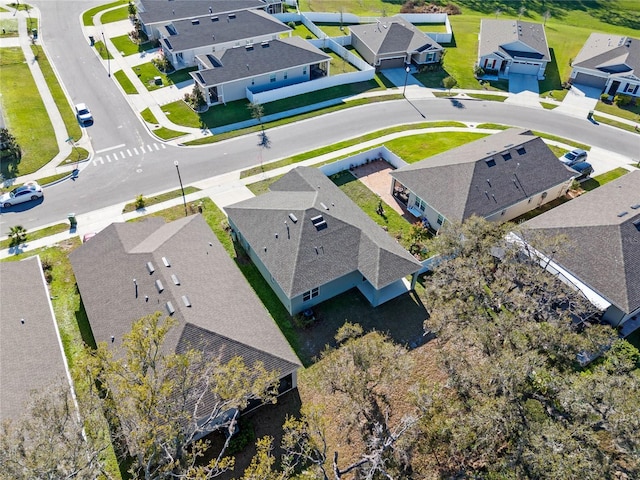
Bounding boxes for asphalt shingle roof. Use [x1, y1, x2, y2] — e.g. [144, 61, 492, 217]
[69, 215, 300, 376]
[138, 0, 266, 25]
[390, 128, 575, 222]
[0, 256, 69, 421]
[162, 8, 289, 52]
[572, 33, 640, 76]
[349, 16, 442, 56]
[478, 19, 550, 61]
[225, 167, 422, 298]
[192, 36, 330, 85]
[524, 170, 640, 315]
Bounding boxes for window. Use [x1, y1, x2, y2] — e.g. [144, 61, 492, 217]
[437, 214, 444, 225]
[270, 73, 276, 83]
[516, 147, 526, 155]
[303, 66, 307, 75]
[502, 152, 512, 161]
[303, 287, 319, 302]
[415, 197, 426, 211]
[284, 71, 288, 80]
[485, 158, 496, 167]
[251, 78, 255, 85]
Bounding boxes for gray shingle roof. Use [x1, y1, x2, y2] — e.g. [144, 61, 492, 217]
[524, 170, 640, 315]
[390, 128, 575, 222]
[572, 33, 640, 76]
[192, 36, 330, 86]
[0, 256, 69, 421]
[69, 215, 300, 375]
[479, 19, 550, 61]
[349, 16, 442, 56]
[225, 167, 422, 298]
[162, 8, 289, 52]
[138, 0, 266, 26]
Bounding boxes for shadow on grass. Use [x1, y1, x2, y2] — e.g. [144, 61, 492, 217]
[539, 48, 563, 95]
[76, 297, 97, 350]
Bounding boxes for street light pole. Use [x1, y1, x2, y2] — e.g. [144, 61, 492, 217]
[402, 65, 410, 97]
[101, 31, 110, 77]
[174, 161, 187, 216]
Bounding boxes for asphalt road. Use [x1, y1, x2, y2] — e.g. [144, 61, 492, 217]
[1, 2, 639, 234]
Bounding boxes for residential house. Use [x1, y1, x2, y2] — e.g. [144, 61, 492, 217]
[159, 8, 291, 69]
[523, 170, 640, 331]
[477, 19, 550, 79]
[0, 256, 73, 421]
[191, 36, 331, 104]
[349, 16, 444, 70]
[69, 215, 301, 403]
[389, 128, 576, 231]
[569, 33, 640, 97]
[136, 0, 277, 40]
[226, 166, 423, 315]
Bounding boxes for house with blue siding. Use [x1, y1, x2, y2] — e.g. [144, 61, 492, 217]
[226, 167, 422, 315]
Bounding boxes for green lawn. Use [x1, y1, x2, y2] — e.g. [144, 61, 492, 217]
[113, 69, 137, 94]
[132, 62, 196, 91]
[467, 93, 507, 102]
[415, 23, 448, 33]
[100, 5, 129, 24]
[384, 131, 488, 163]
[580, 167, 630, 192]
[140, 108, 158, 124]
[324, 49, 359, 75]
[593, 115, 640, 134]
[0, 223, 68, 250]
[93, 40, 113, 60]
[110, 34, 155, 56]
[153, 126, 188, 140]
[595, 100, 640, 122]
[122, 187, 201, 213]
[0, 19, 18, 37]
[0, 48, 57, 178]
[58, 147, 89, 167]
[31, 45, 82, 141]
[314, 23, 351, 37]
[331, 171, 415, 250]
[283, 22, 316, 39]
[82, 0, 126, 26]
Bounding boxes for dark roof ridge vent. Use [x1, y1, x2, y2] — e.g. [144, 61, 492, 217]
[191, 18, 200, 25]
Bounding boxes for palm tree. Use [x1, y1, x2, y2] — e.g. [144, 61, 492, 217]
[8, 225, 27, 248]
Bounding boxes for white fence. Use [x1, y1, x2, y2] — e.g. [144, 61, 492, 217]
[319, 146, 408, 176]
[309, 37, 371, 72]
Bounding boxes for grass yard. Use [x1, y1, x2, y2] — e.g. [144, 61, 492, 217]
[580, 167, 630, 192]
[323, 49, 359, 75]
[140, 108, 158, 124]
[593, 115, 640, 134]
[384, 131, 488, 163]
[314, 23, 351, 37]
[93, 40, 114, 60]
[122, 187, 201, 213]
[114, 69, 137, 94]
[282, 22, 316, 39]
[82, 0, 126, 26]
[532, 131, 590, 151]
[0, 223, 68, 250]
[152, 126, 187, 140]
[415, 23, 449, 33]
[331, 170, 415, 250]
[31, 45, 82, 141]
[0, 48, 57, 179]
[132, 62, 196, 91]
[595, 100, 640, 122]
[467, 93, 507, 102]
[59, 147, 90, 167]
[100, 5, 129, 24]
[110, 34, 155, 56]
[0, 19, 18, 37]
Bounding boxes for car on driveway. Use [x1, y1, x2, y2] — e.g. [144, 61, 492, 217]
[570, 161, 594, 181]
[0, 181, 43, 208]
[559, 148, 588, 166]
[75, 103, 93, 125]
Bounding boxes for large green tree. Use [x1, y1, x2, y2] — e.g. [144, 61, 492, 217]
[414, 217, 638, 478]
[89, 313, 280, 480]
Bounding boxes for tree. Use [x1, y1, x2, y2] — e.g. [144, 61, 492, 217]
[128, 0, 137, 17]
[248, 101, 264, 128]
[8, 225, 27, 248]
[0, 382, 108, 480]
[89, 313, 280, 480]
[442, 75, 457, 94]
[412, 217, 636, 478]
[0, 127, 21, 160]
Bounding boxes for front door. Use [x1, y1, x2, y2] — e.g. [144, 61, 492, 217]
[608, 80, 621, 95]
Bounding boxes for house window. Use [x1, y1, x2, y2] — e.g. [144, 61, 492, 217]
[303, 287, 319, 302]
[303, 66, 307, 75]
[251, 78, 255, 85]
[415, 197, 426, 211]
[502, 152, 512, 161]
[211, 46, 215, 52]
[284, 71, 288, 80]
[270, 73, 276, 83]
[516, 147, 526, 155]
[437, 214, 444, 225]
[485, 158, 496, 167]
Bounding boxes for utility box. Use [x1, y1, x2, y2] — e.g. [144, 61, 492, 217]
[88, 35, 95, 46]
[31, 28, 37, 39]
[154, 76, 162, 85]
[68, 213, 77, 228]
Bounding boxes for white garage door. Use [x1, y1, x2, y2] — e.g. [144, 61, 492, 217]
[510, 61, 540, 75]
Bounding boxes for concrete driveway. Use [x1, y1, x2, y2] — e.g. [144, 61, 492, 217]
[384, 67, 424, 88]
[505, 74, 541, 108]
[553, 83, 601, 118]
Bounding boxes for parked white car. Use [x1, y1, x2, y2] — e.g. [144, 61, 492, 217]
[0, 181, 43, 208]
[75, 103, 93, 125]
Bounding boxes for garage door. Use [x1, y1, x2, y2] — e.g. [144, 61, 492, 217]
[573, 72, 607, 91]
[509, 61, 540, 75]
[378, 57, 406, 69]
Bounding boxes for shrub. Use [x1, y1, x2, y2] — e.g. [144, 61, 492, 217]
[135, 194, 146, 210]
[227, 419, 255, 454]
[600, 93, 610, 102]
[614, 94, 632, 106]
[287, 21, 296, 29]
[152, 54, 172, 73]
[474, 65, 485, 78]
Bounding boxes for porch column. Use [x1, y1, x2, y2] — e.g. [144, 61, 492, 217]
[410, 272, 418, 291]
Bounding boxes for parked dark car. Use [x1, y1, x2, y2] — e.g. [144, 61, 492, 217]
[571, 161, 593, 180]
